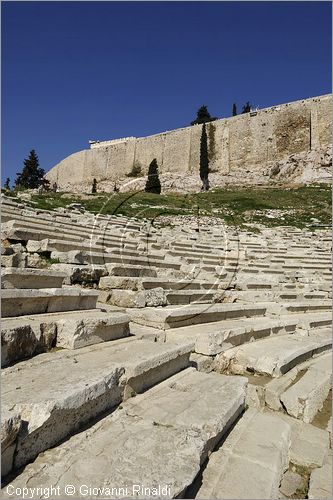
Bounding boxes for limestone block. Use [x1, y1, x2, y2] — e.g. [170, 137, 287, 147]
[197, 409, 291, 499]
[26, 252, 48, 269]
[245, 383, 265, 409]
[1, 412, 22, 477]
[1, 268, 66, 289]
[109, 289, 146, 308]
[189, 352, 213, 372]
[144, 287, 168, 307]
[279, 471, 305, 497]
[1, 288, 99, 317]
[265, 367, 298, 411]
[280, 354, 332, 422]
[26, 239, 49, 253]
[56, 313, 130, 349]
[1, 324, 39, 367]
[11, 243, 26, 253]
[277, 412, 330, 468]
[1, 252, 27, 268]
[308, 452, 332, 499]
[1, 339, 191, 473]
[51, 250, 86, 264]
[97, 290, 111, 303]
[99, 276, 142, 290]
[106, 263, 157, 277]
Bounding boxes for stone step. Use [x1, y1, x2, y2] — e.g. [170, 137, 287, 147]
[280, 353, 332, 423]
[3, 220, 83, 244]
[3, 218, 139, 249]
[166, 289, 216, 305]
[1, 288, 99, 317]
[1, 268, 66, 289]
[26, 237, 137, 255]
[1, 206, 144, 232]
[1, 206, 140, 232]
[1, 310, 131, 366]
[101, 287, 217, 308]
[196, 409, 291, 499]
[220, 289, 329, 303]
[265, 353, 332, 413]
[166, 248, 223, 259]
[106, 263, 159, 277]
[166, 312, 331, 355]
[99, 275, 221, 291]
[282, 263, 331, 270]
[216, 328, 332, 377]
[273, 411, 330, 469]
[270, 300, 332, 315]
[1, 338, 192, 475]
[64, 250, 181, 269]
[3, 369, 247, 495]
[128, 302, 267, 330]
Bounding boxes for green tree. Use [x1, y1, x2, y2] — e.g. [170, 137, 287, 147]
[191, 105, 217, 125]
[145, 159, 161, 194]
[232, 103, 237, 116]
[92, 178, 97, 193]
[4, 177, 10, 190]
[15, 150, 46, 189]
[241, 101, 252, 114]
[127, 162, 142, 177]
[199, 124, 210, 191]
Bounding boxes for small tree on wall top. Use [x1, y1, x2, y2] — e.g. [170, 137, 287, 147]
[191, 105, 217, 125]
[241, 101, 252, 114]
[232, 103, 237, 116]
[145, 159, 161, 194]
[200, 124, 210, 191]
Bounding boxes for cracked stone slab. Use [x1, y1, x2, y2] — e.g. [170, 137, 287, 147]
[1, 288, 99, 317]
[196, 409, 291, 499]
[128, 303, 267, 330]
[1, 338, 191, 475]
[3, 369, 247, 498]
[217, 329, 332, 376]
[267, 410, 330, 468]
[1, 268, 66, 289]
[280, 353, 331, 422]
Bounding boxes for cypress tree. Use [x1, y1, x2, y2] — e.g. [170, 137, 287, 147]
[4, 178, 10, 190]
[191, 105, 217, 125]
[145, 159, 161, 194]
[232, 103, 237, 116]
[199, 124, 209, 191]
[15, 150, 45, 189]
[92, 178, 97, 193]
[241, 101, 252, 114]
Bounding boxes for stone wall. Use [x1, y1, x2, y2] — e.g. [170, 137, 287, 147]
[45, 94, 332, 192]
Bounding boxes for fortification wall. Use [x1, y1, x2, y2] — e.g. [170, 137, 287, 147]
[45, 94, 332, 191]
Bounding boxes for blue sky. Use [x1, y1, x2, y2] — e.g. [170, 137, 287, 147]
[2, 1, 332, 184]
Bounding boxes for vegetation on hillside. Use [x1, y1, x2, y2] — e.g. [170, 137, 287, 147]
[10, 184, 331, 230]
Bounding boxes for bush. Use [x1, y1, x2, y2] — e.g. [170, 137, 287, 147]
[127, 163, 142, 177]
